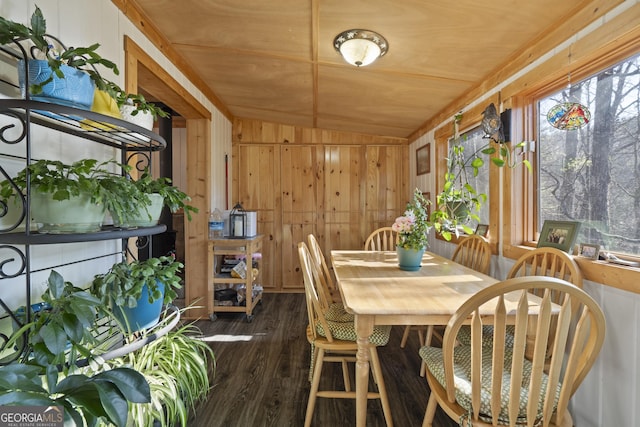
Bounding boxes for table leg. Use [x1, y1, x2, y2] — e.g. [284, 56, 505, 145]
[355, 314, 374, 427]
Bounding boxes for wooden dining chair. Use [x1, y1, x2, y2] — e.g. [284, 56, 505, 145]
[456, 246, 584, 360]
[307, 234, 340, 304]
[451, 234, 492, 275]
[507, 246, 582, 285]
[420, 276, 606, 427]
[298, 242, 393, 427]
[364, 227, 399, 251]
[401, 234, 491, 375]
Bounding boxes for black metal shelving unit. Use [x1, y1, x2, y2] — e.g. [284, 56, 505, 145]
[0, 96, 177, 364]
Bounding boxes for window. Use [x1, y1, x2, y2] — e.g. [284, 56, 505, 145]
[537, 52, 640, 256]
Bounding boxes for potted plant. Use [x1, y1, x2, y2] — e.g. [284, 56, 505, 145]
[97, 166, 154, 228]
[112, 87, 170, 127]
[91, 256, 184, 333]
[129, 168, 198, 224]
[391, 189, 431, 271]
[110, 317, 214, 426]
[1, 270, 151, 427]
[0, 158, 144, 233]
[106, 168, 198, 227]
[1, 6, 166, 125]
[0, 6, 119, 109]
[431, 111, 531, 241]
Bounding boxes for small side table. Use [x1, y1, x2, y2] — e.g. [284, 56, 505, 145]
[207, 235, 263, 322]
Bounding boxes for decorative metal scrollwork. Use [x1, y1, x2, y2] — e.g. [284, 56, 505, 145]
[127, 152, 151, 174]
[0, 110, 27, 145]
[0, 165, 26, 233]
[0, 246, 27, 278]
[135, 235, 150, 250]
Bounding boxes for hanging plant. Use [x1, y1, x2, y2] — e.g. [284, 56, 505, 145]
[432, 108, 532, 241]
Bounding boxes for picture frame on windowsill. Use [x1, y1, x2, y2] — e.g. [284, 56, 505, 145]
[578, 243, 600, 260]
[537, 220, 581, 253]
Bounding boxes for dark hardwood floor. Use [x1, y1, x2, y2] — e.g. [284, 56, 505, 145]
[187, 293, 457, 427]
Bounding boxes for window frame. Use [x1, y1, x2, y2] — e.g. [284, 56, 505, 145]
[504, 43, 640, 294]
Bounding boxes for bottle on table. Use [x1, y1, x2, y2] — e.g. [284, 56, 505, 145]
[208, 208, 224, 239]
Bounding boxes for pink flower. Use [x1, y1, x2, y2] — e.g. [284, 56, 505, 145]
[392, 215, 415, 234]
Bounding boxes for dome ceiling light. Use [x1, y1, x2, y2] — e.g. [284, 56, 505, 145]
[333, 29, 388, 67]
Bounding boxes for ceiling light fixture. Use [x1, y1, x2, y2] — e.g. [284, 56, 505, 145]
[333, 29, 388, 67]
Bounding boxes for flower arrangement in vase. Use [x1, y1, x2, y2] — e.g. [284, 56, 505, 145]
[392, 189, 431, 270]
[393, 189, 431, 250]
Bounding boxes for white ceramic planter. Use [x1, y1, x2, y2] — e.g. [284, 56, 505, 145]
[112, 193, 164, 228]
[31, 192, 105, 233]
[119, 105, 154, 143]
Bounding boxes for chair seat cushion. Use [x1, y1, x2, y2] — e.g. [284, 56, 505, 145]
[317, 304, 390, 346]
[326, 302, 355, 322]
[456, 325, 515, 347]
[419, 345, 559, 425]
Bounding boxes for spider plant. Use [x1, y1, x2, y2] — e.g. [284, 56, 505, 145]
[110, 317, 214, 426]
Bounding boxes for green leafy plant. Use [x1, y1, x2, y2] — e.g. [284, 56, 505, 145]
[0, 6, 167, 119]
[1, 158, 106, 202]
[132, 169, 198, 220]
[392, 189, 431, 250]
[91, 256, 184, 309]
[111, 86, 170, 119]
[0, 6, 118, 96]
[110, 318, 215, 427]
[0, 159, 147, 219]
[0, 270, 151, 427]
[432, 112, 532, 241]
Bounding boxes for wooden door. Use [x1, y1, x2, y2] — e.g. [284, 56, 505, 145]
[280, 145, 324, 289]
[233, 144, 280, 291]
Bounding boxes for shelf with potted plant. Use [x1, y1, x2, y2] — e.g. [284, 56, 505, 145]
[0, 8, 202, 426]
[0, 159, 170, 245]
[0, 6, 168, 150]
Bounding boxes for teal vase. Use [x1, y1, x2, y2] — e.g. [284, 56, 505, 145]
[397, 246, 425, 271]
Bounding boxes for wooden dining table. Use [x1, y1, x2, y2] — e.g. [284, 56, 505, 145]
[331, 249, 499, 427]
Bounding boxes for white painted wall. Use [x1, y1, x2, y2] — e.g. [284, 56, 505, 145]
[0, 0, 230, 313]
[410, 1, 640, 424]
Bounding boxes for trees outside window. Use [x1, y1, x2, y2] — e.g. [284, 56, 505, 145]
[537, 52, 640, 256]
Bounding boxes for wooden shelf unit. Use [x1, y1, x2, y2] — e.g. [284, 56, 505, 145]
[207, 235, 263, 322]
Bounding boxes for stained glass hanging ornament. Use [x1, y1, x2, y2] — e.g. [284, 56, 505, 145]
[547, 71, 591, 131]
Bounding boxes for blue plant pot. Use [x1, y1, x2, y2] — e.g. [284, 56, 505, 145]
[18, 59, 95, 110]
[396, 246, 426, 271]
[112, 280, 165, 333]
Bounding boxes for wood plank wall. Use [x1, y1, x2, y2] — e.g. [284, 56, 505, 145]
[232, 118, 409, 292]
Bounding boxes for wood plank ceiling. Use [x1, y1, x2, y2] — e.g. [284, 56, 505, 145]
[130, 0, 599, 138]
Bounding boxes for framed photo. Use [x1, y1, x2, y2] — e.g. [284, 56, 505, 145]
[579, 243, 600, 260]
[537, 220, 581, 253]
[475, 223, 489, 237]
[416, 143, 430, 175]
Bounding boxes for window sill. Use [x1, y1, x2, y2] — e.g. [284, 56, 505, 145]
[574, 256, 640, 295]
[505, 244, 640, 295]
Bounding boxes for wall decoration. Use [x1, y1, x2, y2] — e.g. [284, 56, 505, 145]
[416, 143, 430, 175]
[537, 220, 581, 253]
